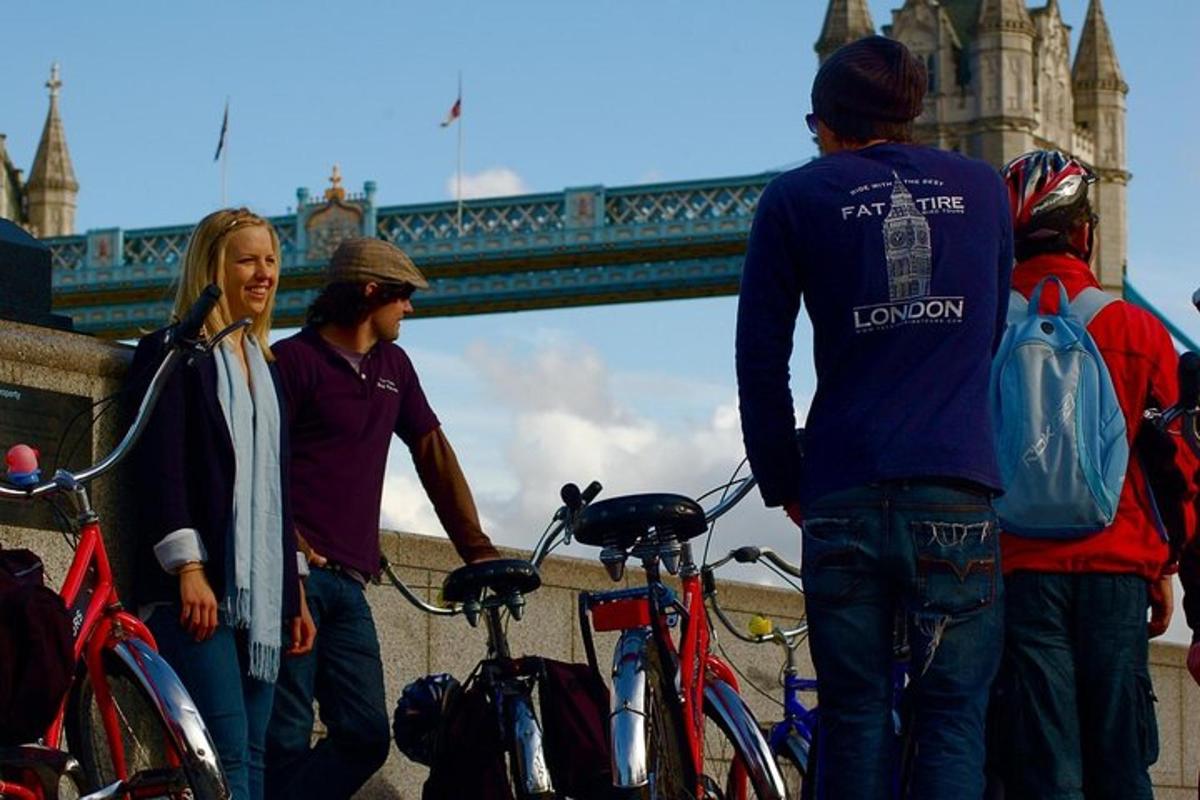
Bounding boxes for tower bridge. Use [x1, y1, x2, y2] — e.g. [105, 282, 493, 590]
[45, 170, 773, 338]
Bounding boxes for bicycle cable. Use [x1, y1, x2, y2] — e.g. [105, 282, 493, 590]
[712, 634, 785, 710]
[700, 456, 750, 568]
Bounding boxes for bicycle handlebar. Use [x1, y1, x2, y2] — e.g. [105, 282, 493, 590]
[379, 557, 459, 617]
[0, 285, 238, 502]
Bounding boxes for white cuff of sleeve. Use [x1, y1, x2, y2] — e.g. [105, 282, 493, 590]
[154, 528, 207, 574]
[297, 552, 310, 578]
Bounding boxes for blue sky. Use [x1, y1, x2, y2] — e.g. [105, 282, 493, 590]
[4, 1, 1199, 638]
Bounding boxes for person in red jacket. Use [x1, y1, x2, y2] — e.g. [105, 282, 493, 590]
[991, 150, 1199, 800]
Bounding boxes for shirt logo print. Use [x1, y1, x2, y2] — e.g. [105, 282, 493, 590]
[376, 377, 399, 394]
[850, 173, 967, 334]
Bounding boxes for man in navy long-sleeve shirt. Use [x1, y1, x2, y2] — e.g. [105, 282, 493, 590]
[735, 37, 1012, 799]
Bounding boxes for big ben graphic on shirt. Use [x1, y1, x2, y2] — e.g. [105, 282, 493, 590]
[848, 172, 966, 333]
[883, 174, 932, 302]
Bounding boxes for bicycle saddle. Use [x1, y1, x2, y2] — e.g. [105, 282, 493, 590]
[572, 493, 708, 547]
[442, 559, 541, 603]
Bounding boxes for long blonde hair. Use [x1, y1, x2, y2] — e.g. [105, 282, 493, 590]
[172, 207, 280, 358]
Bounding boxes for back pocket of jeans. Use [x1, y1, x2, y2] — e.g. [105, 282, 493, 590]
[911, 519, 998, 615]
[802, 517, 869, 603]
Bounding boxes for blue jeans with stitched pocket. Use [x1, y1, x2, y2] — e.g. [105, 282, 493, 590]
[801, 481, 1002, 800]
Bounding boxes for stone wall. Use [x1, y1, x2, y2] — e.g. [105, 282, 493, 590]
[0, 320, 132, 586]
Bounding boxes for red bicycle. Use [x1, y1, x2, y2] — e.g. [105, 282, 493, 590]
[0, 286, 232, 799]
[531, 481, 785, 799]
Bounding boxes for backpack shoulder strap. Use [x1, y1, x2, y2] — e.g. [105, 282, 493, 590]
[1068, 286, 1119, 328]
[1006, 289, 1029, 326]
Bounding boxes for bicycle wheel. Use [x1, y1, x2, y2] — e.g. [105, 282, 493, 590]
[65, 653, 215, 799]
[765, 725, 808, 800]
[701, 696, 787, 799]
[616, 642, 692, 800]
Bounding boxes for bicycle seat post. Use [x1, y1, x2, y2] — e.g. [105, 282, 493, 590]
[483, 600, 512, 661]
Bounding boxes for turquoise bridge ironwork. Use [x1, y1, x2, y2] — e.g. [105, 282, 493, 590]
[46, 172, 774, 339]
[44, 169, 1194, 351]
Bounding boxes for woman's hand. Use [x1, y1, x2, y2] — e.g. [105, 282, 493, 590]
[178, 566, 219, 642]
[288, 580, 317, 656]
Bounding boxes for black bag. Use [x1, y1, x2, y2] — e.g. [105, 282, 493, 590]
[422, 667, 513, 800]
[537, 658, 612, 800]
[0, 549, 74, 745]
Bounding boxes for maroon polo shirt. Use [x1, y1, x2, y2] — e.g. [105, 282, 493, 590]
[272, 326, 440, 574]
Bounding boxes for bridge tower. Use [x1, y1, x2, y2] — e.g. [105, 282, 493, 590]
[846, 0, 1130, 292]
[26, 64, 79, 238]
[815, 0, 876, 64]
[1072, 0, 1128, 291]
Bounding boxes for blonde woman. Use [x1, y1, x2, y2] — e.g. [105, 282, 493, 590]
[128, 208, 315, 800]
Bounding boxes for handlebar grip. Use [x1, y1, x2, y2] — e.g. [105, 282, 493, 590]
[581, 481, 602, 504]
[1192, 287, 1200, 313]
[1180, 351, 1200, 408]
[732, 546, 761, 564]
[560, 483, 582, 511]
[174, 284, 222, 343]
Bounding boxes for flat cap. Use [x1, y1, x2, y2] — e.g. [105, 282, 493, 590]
[326, 237, 430, 289]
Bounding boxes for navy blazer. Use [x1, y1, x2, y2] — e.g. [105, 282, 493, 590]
[127, 327, 300, 620]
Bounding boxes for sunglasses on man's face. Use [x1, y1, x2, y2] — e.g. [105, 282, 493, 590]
[376, 283, 415, 302]
[806, 113, 819, 135]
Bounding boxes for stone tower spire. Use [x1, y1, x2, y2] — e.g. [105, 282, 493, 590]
[970, 0, 1036, 165]
[1072, 0, 1128, 291]
[816, 0, 876, 64]
[26, 63, 79, 238]
[977, 0, 1036, 33]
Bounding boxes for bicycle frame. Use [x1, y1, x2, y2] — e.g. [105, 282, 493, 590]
[578, 542, 783, 799]
[380, 558, 554, 798]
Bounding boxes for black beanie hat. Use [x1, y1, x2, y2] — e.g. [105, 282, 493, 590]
[812, 36, 927, 136]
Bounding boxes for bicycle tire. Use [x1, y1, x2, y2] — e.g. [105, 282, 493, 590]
[615, 642, 692, 800]
[767, 725, 808, 800]
[702, 702, 785, 799]
[64, 653, 218, 799]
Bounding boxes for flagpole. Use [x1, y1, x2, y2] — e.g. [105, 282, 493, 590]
[456, 71, 463, 237]
[220, 97, 229, 207]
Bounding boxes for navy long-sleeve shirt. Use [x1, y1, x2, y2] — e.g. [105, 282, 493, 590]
[736, 143, 1013, 508]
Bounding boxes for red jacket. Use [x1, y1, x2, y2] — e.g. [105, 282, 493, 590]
[1000, 254, 1198, 581]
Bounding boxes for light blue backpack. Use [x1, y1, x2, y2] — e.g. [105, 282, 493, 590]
[990, 276, 1128, 537]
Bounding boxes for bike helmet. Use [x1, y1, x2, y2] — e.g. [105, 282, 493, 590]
[392, 672, 460, 766]
[1001, 149, 1097, 260]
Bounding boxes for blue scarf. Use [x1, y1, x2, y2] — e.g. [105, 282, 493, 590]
[214, 338, 284, 682]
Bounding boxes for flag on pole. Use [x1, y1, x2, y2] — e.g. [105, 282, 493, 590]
[440, 95, 461, 128]
[213, 100, 229, 162]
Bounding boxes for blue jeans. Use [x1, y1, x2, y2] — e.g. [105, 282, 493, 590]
[989, 572, 1156, 799]
[800, 482, 1002, 800]
[147, 606, 276, 800]
[264, 567, 389, 800]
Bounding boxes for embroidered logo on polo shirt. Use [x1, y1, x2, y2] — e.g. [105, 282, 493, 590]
[376, 377, 399, 394]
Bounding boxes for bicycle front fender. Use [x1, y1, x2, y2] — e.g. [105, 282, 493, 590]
[106, 637, 229, 800]
[609, 628, 650, 789]
[703, 678, 787, 800]
[506, 692, 554, 797]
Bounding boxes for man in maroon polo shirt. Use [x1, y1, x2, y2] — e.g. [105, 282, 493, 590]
[264, 238, 500, 800]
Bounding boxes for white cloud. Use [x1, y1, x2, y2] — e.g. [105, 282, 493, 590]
[379, 332, 809, 588]
[446, 167, 530, 200]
